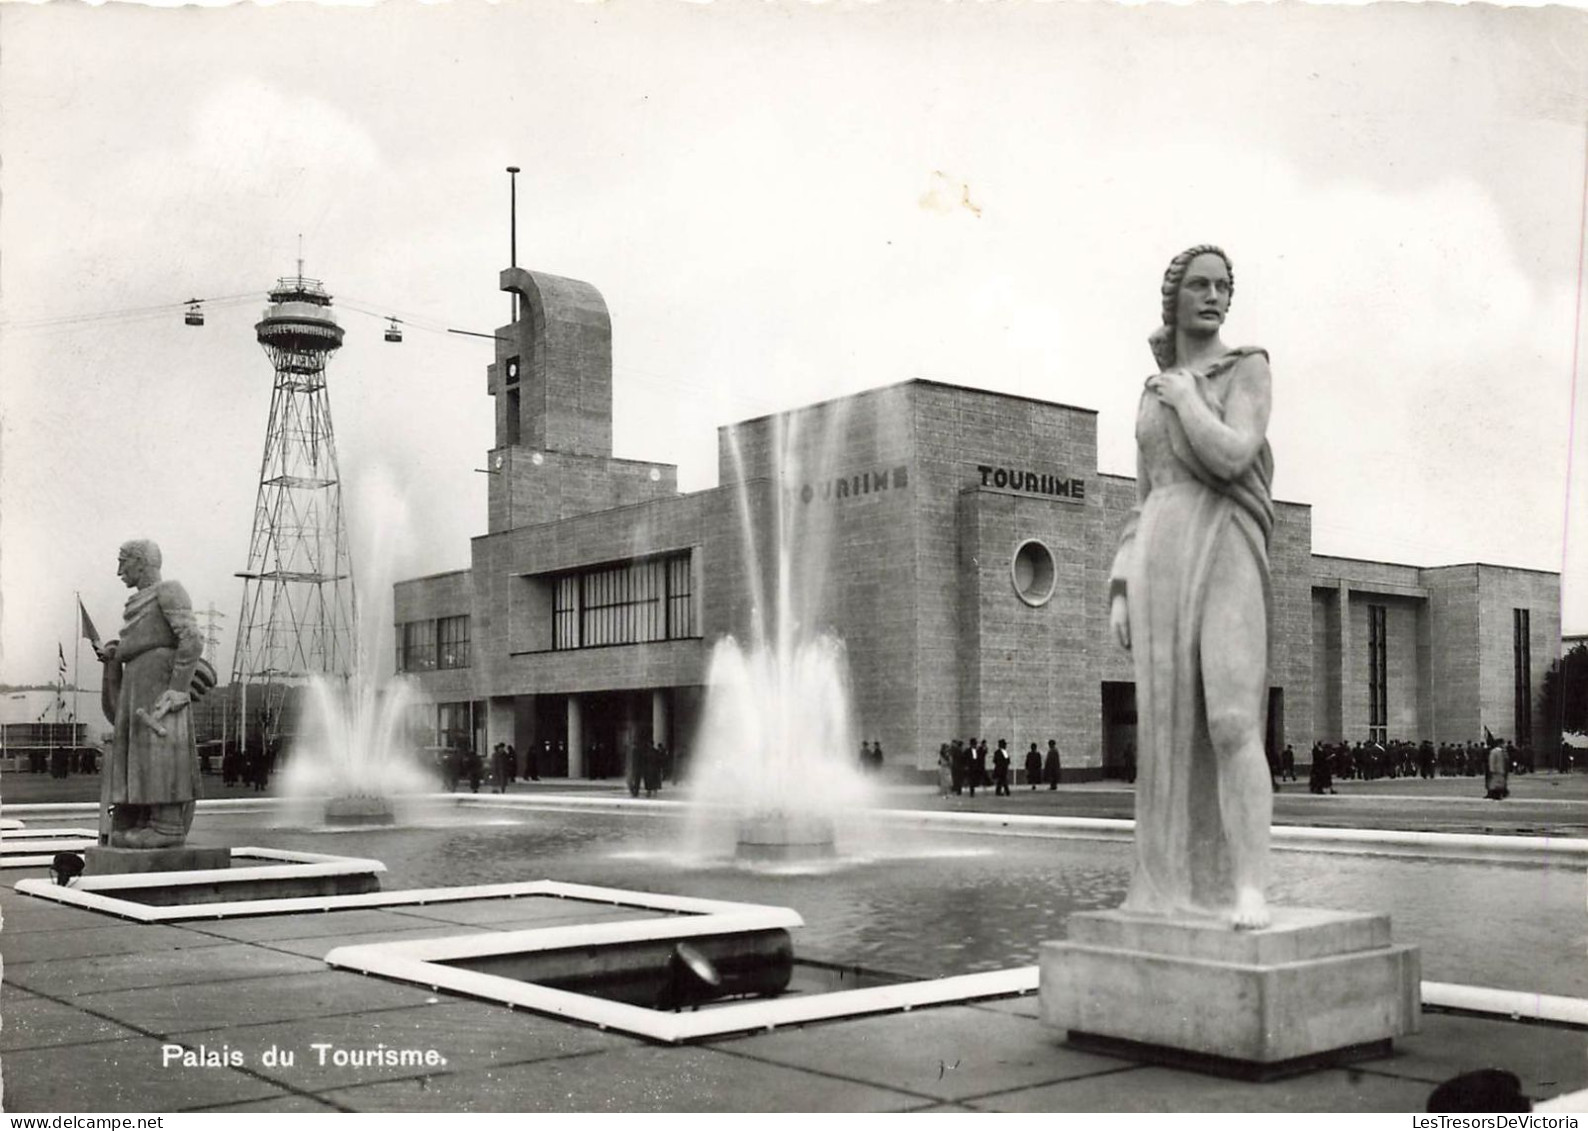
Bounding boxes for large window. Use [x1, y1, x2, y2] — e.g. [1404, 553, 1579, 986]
[552, 551, 694, 651]
[1514, 608, 1532, 745]
[438, 615, 470, 670]
[398, 619, 436, 672]
[396, 615, 471, 672]
[1367, 604, 1387, 743]
[437, 701, 473, 751]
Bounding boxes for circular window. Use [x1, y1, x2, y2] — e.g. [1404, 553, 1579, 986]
[1010, 539, 1057, 607]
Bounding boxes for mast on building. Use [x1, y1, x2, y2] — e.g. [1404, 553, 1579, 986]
[230, 266, 358, 746]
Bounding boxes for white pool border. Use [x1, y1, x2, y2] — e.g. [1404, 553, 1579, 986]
[324, 883, 1037, 1044]
[14, 847, 388, 921]
[2, 827, 101, 867]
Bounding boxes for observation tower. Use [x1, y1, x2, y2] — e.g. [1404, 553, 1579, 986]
[230, 268, 358, 744]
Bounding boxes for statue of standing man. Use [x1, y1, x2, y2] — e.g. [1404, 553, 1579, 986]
[99, 540, 206, 849]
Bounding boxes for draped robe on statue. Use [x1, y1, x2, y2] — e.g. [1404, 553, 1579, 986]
[1109, 347, 1274, 919]
[101, 579, 205, 838]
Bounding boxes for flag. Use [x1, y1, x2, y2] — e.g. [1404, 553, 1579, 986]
[78, 598, 101, 649]
[57, 643, 66, 679]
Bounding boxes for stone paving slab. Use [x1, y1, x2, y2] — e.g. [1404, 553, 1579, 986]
[68, 969, 441, 1035]
[970, 1063, 1436, 1112]
[261, 923, 506, 960]
[175, 907, 460, 943]
[969, 995, 1041, 1019]
[389, 898, 672, 928]
[165, 1000, 640, 1094]
[198, 1094, 343, 1112]
[721, 1002, 1132, 1104]
[319, 1044, 925, 1112]
[4, 941, 326, 999]
[1, 1036, 294, 1112]
[0, 987, 144, 1052]
[1356, 1013, 1588, 1097]
[2, 921, 237, 964]
[0, 892, 128, 934]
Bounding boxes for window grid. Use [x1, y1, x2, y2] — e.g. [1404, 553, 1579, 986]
[1367, 605, 1387, 743]
[437, 701, 471, 750]
[437, 615, 471, 670]
[552, 552, 693, 652]
[399, 619, 437, 672]
[1514, 608, 1532, 745]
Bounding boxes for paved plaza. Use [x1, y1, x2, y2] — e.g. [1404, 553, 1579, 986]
[2, 774, 1586, 1113]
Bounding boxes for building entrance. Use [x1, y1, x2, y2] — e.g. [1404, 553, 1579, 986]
[579, 690, 653, 781]
[1100, 682, 1137, 781]
[1266, 687, 1285, 773]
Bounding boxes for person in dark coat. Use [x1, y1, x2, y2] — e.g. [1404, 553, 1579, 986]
[992, 740, 1011, 796]
[963, 737, 979, 797]
[949, 739, 965, 795]
[1309, 743, 1335, 794]
[643, 742, 664, 797]
[1025, 743, 1042, 790]
[975, 740, 990, 790]
[1043, 740, 1062, 789]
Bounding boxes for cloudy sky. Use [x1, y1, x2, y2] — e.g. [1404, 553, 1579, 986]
[2, 1, 1585, 688]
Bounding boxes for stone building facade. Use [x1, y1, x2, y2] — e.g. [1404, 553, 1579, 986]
[393, 268, 1562, 777]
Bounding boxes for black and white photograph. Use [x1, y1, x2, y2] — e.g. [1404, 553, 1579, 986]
[2, 0, 1586, 1116]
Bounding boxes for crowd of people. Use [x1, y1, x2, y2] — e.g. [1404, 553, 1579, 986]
[219, 740, 275, 791]
[1303, 738, 1540, 791]
[24, 746, 98, 777]
[936, 737, 1064, 796]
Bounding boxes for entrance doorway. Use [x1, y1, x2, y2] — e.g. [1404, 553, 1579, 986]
[1266, 687, 1285, 773]
[579, 691, 653, 781]
[1100, 682, 1137, 781]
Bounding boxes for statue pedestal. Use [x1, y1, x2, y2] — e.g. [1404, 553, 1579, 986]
[1039, 907, 1419, 1080]
[85, 846, 231, 876]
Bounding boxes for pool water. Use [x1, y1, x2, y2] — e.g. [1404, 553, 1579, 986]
[191, 807, 1587, 998]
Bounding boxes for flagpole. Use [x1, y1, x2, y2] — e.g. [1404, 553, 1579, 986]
[73, 592, 82, 757]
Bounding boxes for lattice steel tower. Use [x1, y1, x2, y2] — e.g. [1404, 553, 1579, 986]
[230, 269, 358, 742]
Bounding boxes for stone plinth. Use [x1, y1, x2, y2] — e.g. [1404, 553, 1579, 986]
[84, 845, 232, 876]
[1040, 906, 1419, 1080]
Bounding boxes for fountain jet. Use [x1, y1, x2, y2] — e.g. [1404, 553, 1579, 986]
[686, 406, 874, 864]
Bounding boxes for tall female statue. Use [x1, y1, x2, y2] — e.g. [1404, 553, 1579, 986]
[1108, 246, 1274, 930]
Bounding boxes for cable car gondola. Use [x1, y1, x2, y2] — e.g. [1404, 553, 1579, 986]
[384, 316, 403, 343]
[184, 299, 204, 327]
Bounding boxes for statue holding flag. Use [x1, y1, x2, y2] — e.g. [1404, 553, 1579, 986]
[93, 540, 214, 849]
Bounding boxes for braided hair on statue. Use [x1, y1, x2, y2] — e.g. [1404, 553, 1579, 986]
[1147, 244, 1234, 372]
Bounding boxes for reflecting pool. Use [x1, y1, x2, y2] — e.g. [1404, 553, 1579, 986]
[190, 806, 1586, 998]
